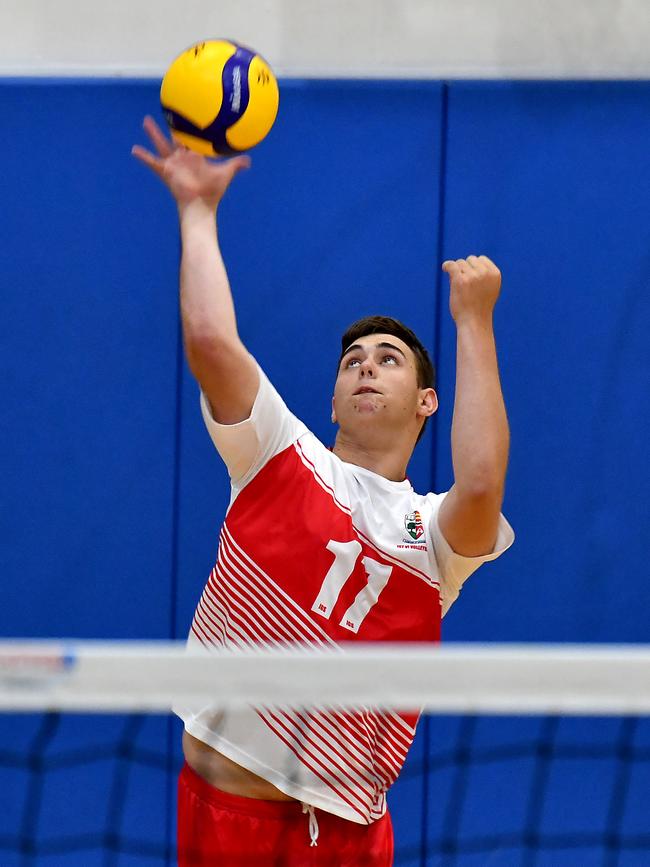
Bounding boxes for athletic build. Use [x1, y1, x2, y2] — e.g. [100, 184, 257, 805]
[133, 117, 514, 865]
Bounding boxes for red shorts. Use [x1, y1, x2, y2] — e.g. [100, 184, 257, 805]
[177, 763, 394, 866]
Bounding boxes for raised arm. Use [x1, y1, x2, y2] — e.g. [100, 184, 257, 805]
[437, 255, 510, 557]
[132, 116, 259, 424]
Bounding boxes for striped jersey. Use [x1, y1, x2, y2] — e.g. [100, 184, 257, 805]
[174, 363, 514, 824]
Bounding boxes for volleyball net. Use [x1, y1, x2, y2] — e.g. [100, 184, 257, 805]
[1, 641, 649, 865]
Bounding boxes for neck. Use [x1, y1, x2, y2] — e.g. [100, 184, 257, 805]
[332, 431, 413, 482]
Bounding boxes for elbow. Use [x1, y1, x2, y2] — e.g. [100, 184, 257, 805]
[184, 332, 241, 380]
[457, 473, 506, 506]
[184, 333, 214, 378]
[456, 447, 509, 501]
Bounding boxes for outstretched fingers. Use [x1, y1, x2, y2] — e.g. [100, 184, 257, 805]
[131, 115, 176, 177]
[143, 115, 175, 157]
[131, 144, 166, 177]
[225, 155, 252, 177]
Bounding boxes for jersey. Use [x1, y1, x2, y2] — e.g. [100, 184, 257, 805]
[174, 362, 514, 825]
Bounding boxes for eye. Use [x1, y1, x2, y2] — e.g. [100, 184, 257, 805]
[382, 354, 398, 364]
[345, 358, 361, 368]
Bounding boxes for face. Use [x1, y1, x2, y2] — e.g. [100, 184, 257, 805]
[332, 333, 437, 439]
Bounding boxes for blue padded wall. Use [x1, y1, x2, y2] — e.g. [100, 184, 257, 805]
[437, 81, 650, 643]
[422, 81, 650, 867]
[0, 81, 179, 640]
[0, 81, 177, 866]
[1, 77, 649, 866]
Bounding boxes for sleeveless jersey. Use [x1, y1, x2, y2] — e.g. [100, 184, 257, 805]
[174, 363, 514, 824]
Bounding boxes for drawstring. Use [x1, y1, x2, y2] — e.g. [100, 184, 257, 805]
[301, 803, 319, 847]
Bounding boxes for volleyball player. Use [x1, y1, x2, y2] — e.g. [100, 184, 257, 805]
[133, 117, 514, 866]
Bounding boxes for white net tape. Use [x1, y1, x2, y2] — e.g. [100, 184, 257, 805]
[1, 641, 649, 714]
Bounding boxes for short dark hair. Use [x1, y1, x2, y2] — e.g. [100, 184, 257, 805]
[338, 315, 436, 443]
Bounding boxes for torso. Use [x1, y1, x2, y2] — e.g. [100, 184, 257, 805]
[180, 433, 443, 821]
[183, 731, 297, 801]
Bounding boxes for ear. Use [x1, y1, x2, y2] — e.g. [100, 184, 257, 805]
[418, 388, 438, 418]
[331, 396, 337, 424]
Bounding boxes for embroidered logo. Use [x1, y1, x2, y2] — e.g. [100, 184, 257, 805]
[404, 510, 424, 541]
[397, 511, 427, 551]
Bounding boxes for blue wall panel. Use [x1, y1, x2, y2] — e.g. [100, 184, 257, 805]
[0, 81, 179, 640]
[437, 81, 650, 643]
[425, 81, 650, 866]
[0, 81, 177, 866]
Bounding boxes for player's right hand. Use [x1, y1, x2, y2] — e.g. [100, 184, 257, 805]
[131, 116, 250, 208]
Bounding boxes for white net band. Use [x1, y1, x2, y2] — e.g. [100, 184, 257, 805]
[1, 641, 649, 714]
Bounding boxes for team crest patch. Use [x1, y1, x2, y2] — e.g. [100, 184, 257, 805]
[404, 510, 424, 541]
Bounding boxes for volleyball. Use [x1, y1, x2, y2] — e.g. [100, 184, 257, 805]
[160, 40, 279, 157]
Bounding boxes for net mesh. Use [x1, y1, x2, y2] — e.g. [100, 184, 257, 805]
[1, 644, 649, 866]
[0, 713, 173, 865]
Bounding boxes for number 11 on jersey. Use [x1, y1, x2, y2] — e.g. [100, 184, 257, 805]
[311, 539, 393, 633]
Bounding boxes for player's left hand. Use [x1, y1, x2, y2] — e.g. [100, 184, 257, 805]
[442, 255, 502, 325]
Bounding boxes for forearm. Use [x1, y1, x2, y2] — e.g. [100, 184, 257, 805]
[179, 199, 240, 353]
[450, 315, 509, 496]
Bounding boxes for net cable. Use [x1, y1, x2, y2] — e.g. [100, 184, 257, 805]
[1, 642, 649, 865]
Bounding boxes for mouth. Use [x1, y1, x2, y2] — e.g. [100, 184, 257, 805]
[354, 387, 381, 395]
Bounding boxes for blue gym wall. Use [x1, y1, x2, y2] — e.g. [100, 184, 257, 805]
[0, 79, 648, 865]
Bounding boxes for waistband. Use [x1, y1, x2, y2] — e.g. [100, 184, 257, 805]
[180, 762, 308, 819]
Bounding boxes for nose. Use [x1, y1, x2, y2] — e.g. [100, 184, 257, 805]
[359, 357, 375, 377]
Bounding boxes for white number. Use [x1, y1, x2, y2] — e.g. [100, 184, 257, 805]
[311, 540, 392, 633]
[339, 556, 392, 633]
[311, 540, 361, 618]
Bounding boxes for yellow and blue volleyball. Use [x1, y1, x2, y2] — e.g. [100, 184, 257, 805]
[160, 40, 279, 157]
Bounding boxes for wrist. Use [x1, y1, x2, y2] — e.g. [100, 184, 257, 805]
[453, 311, 494, 332]
[178, 197, 218, 224]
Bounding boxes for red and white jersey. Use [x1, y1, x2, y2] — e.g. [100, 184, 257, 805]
[175, 363, 514, 824]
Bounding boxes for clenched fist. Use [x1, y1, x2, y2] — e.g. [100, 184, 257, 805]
[442, 255, 501, 325]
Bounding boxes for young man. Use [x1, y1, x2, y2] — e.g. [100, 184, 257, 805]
[133, 117, 514, 866]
